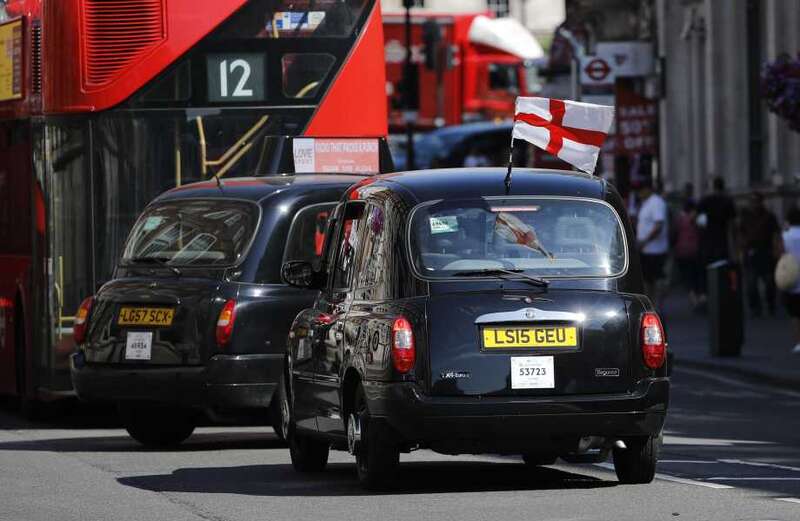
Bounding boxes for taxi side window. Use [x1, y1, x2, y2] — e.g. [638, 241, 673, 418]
[354, 203, 386, 289]
[283, 203, 336, 269]
[331, 201, 366, 291]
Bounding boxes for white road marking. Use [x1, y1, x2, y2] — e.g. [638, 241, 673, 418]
[707, 477, 800, 481]
[717, 459, 800, 473]
[663, 434, 774, 446]
[659, 460, 717, 464]
[775, 497, 800, 504]
[593, 463, 733, 489]
[653, 474, 734, 489]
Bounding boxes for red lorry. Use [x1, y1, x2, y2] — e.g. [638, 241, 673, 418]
[383, 10, 545, 131]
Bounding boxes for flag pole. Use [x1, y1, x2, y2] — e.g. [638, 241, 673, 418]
[504, 135, 515, 194]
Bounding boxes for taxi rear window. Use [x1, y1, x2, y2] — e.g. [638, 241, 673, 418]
[122, 200, 259, 267]
[409, 197, 627, 279]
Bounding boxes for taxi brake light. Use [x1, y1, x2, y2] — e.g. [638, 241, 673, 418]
[641, 312, 666, 370]
[74, 296, 94, 345]
[391, 316, 415, 374]
[216, 299, 237, 347]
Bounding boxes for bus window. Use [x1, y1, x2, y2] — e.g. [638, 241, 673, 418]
[282, 54, 335, 99]
[137, 61, 192, 103]
[488, 63, 519, 94]
[213, 0, 370, 39]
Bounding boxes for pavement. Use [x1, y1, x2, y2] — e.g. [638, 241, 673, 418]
[663, 290, 800, 390]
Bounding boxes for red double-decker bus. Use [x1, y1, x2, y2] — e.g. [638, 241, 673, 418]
[0, 0, 388, 408]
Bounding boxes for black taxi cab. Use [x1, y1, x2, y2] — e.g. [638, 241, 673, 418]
[280, 168, 669, 489]
[70, 174, 364, 447]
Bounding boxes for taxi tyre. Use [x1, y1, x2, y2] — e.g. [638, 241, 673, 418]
[118, 402, 196, 448]
[268, 388, 286, 443]
[283, 370, 329, 472]
[353, 383, 399, 490]
[612, 435, 658, 484]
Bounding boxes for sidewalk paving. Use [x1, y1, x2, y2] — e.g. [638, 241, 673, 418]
[662, 291, 800, 390]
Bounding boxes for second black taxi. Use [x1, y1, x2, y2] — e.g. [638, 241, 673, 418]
[280, 167, 670, 489]
[71, 174, 363, 447]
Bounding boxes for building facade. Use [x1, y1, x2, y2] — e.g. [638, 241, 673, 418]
[380, 0, 566, 40]
[656, 0, 800, 200]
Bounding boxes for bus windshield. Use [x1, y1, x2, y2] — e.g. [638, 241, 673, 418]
[409, 198, 628, 279]
[122, 200, 259, 267]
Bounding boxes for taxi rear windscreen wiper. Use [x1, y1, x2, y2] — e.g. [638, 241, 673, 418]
[452, 268, 549, 288]
[130, 256, 182, 277]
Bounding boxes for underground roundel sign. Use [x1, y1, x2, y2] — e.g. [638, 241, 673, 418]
[584, 58, 611, 82]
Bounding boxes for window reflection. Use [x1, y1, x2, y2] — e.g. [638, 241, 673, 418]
[123, 201, 258, 266]
[213, 0, 369, 39]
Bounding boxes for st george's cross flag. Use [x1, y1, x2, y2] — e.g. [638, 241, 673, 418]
[512, 97, 615, 174]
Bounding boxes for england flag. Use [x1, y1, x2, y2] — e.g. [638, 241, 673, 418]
[512, 97, 615, 174]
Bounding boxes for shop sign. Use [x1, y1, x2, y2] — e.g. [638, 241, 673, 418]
[0, 18, 23, 101]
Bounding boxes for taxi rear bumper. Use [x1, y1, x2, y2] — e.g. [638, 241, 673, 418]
[70, 351, 282, 409]
[364, 378, 669, 453]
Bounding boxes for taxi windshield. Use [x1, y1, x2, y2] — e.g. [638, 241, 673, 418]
[409, 197, 627, 279]
[122, 200, 259, 267]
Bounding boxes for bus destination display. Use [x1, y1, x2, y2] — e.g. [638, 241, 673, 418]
[206, 53, 266, 103]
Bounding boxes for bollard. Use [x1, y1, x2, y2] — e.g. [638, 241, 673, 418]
[707, 260, 744, 357]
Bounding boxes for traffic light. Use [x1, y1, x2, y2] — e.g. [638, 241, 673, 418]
[422, 19, 441, 70]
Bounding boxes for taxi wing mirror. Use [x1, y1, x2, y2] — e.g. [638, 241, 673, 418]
[281, 261, 325, 290]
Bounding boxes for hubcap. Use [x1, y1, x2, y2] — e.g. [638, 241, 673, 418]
[347, 413, 362, 455]
[280, 385, 291, 439]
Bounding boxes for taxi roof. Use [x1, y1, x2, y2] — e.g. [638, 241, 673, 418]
[376, 168, 607, 203]
[154, 174, 368, 204]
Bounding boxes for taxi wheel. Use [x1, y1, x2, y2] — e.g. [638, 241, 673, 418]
[269, 381, 286, 443]
[118, 402, 196, 448]
[288, 429, 329, 472]
[612, 436, 658, 484]
[353, 383, 399, 490]
[521, 453, 558, 466]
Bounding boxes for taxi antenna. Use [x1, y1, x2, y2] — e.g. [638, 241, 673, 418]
[214, 174, 225, 190]
[504, 137, 514, 194]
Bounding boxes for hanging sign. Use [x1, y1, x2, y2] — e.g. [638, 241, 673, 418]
[0, 18, 23, 101]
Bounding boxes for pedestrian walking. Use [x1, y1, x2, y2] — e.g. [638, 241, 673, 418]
[674, 200, 704, 308]
[636, 178, 669, 308]
[697, 177, 737, 263]
[739, 192, 781, 316]
[779, 206, 800, 354]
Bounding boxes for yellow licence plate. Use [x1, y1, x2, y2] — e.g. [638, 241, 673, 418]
[118, 307, 175, 327]
[482, 326, 578, 349]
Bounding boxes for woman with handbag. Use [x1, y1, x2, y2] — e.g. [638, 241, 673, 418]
[776, 206, 800, 354]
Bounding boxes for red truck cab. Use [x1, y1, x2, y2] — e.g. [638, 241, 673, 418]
[383, 10, 544, 131]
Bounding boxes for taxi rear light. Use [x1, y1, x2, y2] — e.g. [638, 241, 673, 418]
[74, 296, 94, 345]
[215, 299, 237, 347]
[391, 316, 415, 374]
[640, 312, 666, 370]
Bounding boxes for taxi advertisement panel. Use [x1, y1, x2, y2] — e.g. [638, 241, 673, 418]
[0, 18, 22, 101]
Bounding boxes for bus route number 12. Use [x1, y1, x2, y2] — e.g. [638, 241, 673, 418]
[207, 53, 266, 102]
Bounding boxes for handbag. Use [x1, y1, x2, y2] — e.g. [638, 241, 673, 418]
[775, 253, 800, 291]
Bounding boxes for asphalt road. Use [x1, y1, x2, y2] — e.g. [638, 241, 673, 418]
[1, 367, 798, 521]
